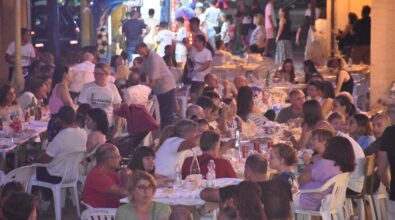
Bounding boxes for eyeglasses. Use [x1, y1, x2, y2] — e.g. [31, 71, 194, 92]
[135, 184, 154, 191]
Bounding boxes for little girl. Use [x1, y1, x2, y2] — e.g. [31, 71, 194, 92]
[348, 113, 375, 150]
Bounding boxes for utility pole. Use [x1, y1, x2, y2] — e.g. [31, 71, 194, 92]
[14, 0, 22, 84]
[48, 0, 60, 57]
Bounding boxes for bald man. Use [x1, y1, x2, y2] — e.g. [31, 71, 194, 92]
[233, 75, 248, 90]
[83, 143, 132, 208]
[123, 72, 152, 106]
[69, 52, 96, 98]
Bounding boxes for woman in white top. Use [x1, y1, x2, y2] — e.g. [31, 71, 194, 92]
[305, 9, 329, 66]
[306, 80, 333, 116]
[0, 85, 22, 121]
[249, 14, 265, 54]
[18, 77, 48, 111]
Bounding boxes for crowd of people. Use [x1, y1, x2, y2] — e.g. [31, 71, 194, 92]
[0, 0, 386, 220]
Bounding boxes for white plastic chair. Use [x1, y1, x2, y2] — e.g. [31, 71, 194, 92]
[28, 151, 85, 220]
[4, 165, 35, 190]
[80, 208, 117, 220]
[175, 85, 190, 119]
[294, 172, 350, 220]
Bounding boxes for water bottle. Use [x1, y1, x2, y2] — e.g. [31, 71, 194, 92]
[174, 163, 182, 186]
[206, 160, 216, 187]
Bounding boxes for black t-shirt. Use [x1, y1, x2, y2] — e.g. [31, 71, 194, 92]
[353, 17, 371, 45]
[379, 125, 395, 200]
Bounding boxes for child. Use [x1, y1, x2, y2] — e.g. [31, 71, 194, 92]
[219, 14, 233, 51]
[348, 113, 375, 150]
[156, 22, 174, 57]
[302, 129, 334, 165]
[327, 112, 347, 133]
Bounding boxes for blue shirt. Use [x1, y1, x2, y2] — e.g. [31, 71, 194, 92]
[122, 19, 147, 47]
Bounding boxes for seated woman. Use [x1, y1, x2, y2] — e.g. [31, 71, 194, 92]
[306, 80, 333, 116]
[269, 143, 298, 191]
[274, 58, 296, 83]
[295, 100, 324, 150]
[115, 171, 171, 220]
[249, 14, 265, 54]
[85, 108, 108, 153]
[348, 113, 375, 150]
[332, 94, 356, 120]
[128, 147, 172, 187]
[217, 98, 242, 138]
[0, 85, 22, 120]
[236, 86, 260, 138]
[303, 60, 323, 84]
[327, 57, 354, 95]
[296, 136, 355, 211]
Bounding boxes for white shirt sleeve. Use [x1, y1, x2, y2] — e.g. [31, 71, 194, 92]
[112, 85, 122, 105]
[78, 85, 90, 104]
[46, 137, 60, 158]
[6, 42, 15, 55]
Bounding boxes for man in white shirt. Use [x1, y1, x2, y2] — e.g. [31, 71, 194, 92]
[143, 8, 160, 50]
[156, 22, 174, 57]
[78, 62, 122, 130]
[5, 28, 36, 82]
[123, 72, 151, 106]
[34, 106, 87, 183]
[155, 120, 200, 178]
[69, 52, 96, 99]
[205, 0, 222, 33]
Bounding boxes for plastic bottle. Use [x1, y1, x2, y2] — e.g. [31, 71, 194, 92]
[206, 160, 216, 187]
[174, 163, 182, 186]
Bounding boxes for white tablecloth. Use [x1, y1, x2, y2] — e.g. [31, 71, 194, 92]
[120, 178, 242, 206]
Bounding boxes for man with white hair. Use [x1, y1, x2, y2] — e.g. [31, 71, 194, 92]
[69, 52, 96, 99]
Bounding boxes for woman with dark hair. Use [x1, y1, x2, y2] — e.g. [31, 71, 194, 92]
[303, 60, 323, 83]
[275, 7, 293, 64]
[2, 192, 38, 220]
[321, 80, 335, 99]
[327, 57, 354, 95]
[115, 171, 171, 220]
[275, 58, 296, 83]
[85, 108, 109, 153]
[333, 94, 356, 119]
[348, 113, 375, 150]
[234, 181, 267, 220]
[0, 85, 22, 119]
[236, 86, 259, 138]
[296, 100, 324, 150]
[306, 80, 333, 116]
[128, 147, 172, 187]
[75, 103, 92, 129]
[296, 136, 355, 211]
[47, 64, 75, 141]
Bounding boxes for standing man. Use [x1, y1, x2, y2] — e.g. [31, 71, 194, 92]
[122, 11, 150, 62]
[352, 5, 371, 64]
[144, 8, 160, 50]
[263, 0, 277, 57]
[137, 43, 176, 129]
[5, 28, 36, 82]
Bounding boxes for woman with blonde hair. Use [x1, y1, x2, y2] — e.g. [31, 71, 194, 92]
[115, 171, 171, 220]
[249, 13, 265, 54]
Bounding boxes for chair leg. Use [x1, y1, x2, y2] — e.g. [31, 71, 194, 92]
[366, 195, 377, 220]
[356, 198, 366, 220]
[72, 185, 81, 217]
[52, 186, 62, 220]
[61, 188, 66, 208]
[345, 198, 354, 219]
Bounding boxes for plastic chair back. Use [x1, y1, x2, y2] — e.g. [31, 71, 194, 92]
[42, 151, 85, 185]
[5, 166, 35, 190]
[320, 172, 350, 212]
[80, 208, 116, 220]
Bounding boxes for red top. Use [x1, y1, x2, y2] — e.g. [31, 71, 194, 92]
[83, 166, 122, 208]
[114, 103, 159, 135]
[181, 153, 237, 179]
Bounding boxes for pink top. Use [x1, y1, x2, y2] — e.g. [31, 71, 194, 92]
[49, 84, 72, 114]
